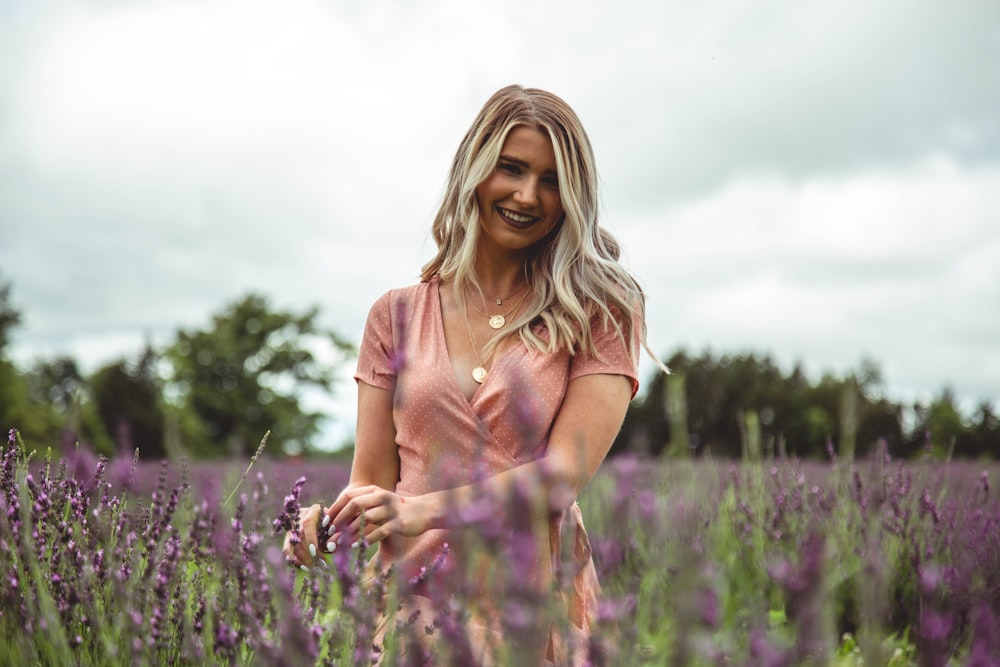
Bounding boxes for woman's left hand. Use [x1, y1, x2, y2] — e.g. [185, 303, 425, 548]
[324, 485, 435, 548]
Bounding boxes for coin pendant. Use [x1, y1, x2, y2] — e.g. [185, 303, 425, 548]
[489, 315, 505, 329]
[472, 366, 488, 383]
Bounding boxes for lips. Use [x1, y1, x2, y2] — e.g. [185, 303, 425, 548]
[497, 206, 540, 228]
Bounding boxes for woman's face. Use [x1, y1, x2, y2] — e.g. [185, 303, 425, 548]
[475, 125, 564, 256]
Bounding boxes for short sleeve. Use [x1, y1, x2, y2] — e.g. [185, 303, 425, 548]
[354, 291, 398, 390]
[568, 310, 642, 399]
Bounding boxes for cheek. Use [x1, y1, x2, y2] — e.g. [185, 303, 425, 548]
[476, 173, 504, 203]
[546, 195, 564, 225]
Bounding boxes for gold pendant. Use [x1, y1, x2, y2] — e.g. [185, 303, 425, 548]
[472, 366, 488, 383]
[488, 314, 505, 329]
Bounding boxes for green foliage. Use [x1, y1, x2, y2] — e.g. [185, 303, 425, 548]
[89, 345, 167, 458]
[162, 293, 354, 457]
[0, 272, 20, 354]
[1, 278, 354, 459]
[0, 358, 63, 447]
[24, 357, 112, 456]
[616, 348, 996, 460]
[0, 279, 65, 448]
[582, 454, 998, 665]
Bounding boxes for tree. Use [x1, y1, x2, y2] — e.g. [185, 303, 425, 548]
[0, 273, 24, 434]
[907, 388, 970, 458]
[90, 345, 167, 458]
[25, 357, 112, 455]
[968, 401, 1000, 458]
[162, 293, 354, 457]
[0, 277, 64, 448]
[613, 349, 914, 460]
[0, 273, 20, 354]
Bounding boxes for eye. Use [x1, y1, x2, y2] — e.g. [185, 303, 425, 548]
[498, 162, 520, 175]
[542, 175, 559, 189]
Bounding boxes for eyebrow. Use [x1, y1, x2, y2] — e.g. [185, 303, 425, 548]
[498, 154, 558, 176]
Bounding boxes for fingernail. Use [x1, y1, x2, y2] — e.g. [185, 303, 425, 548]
[322, 515, 330, 528]
[309, 544, 317, 558]
[317, 559, 328, 568]
[351, 540, 362, 549]
[326, 542, 336, 553]
[299, 565, 309, 573]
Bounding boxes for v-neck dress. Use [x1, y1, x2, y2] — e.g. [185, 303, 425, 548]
[354, 278, 640, 661]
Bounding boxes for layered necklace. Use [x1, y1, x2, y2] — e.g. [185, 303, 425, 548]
[466, 285, 531, 330]
[464, 310, 490, 384]
[462, 283, 530, 384]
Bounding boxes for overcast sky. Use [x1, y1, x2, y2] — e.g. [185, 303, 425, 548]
[2, 0, 998, 447]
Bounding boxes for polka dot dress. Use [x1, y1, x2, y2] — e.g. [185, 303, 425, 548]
[354, 278, 640, 662]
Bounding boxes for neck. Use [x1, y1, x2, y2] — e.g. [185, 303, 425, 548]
[471, 256, 529, 301]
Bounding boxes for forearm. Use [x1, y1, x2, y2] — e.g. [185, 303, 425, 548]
[421, 455, 580, 531]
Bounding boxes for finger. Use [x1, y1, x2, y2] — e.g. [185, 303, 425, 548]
[299, 504, 322, 563]
[361, 522, 392, 547]
[344, 513, 397, 549]
[282, 533, 296, 564]
[325, 530, 348, 552]
[293, 541, 312, 570]
[305, 541, 328, 568]
[346, 504, 396, 535]
[332, 491, 386, 530]
[325, 485, 380, 524]
[283, 534, 309, 570]
[287, 505, 320, 569]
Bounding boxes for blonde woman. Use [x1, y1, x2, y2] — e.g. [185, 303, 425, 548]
[285, 84, 661, 664]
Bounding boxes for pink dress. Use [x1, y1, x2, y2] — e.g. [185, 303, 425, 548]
[354, 278, 639, 664]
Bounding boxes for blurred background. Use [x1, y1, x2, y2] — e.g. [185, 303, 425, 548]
[1, 0, 998, 458]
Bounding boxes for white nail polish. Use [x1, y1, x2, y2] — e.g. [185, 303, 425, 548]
[322, 515, 330, 528]
[351, 541, 360, 549]
[300, 565, 309, 573]
[309, 544, 316, 558]
[317, 559, 328, 568]
[326, 542, 336, 552]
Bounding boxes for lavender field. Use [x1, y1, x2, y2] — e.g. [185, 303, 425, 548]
[2, 427, 999, 666]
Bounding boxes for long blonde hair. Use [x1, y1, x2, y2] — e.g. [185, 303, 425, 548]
[421, 84, 659, 365]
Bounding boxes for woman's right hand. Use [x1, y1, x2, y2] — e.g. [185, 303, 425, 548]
[281, 502, 328, 570]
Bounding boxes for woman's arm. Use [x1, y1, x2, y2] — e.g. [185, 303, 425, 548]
[325, 372, 632, 546]
[348, 381, 400, 491]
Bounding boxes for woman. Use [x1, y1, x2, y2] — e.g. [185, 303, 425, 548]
[284, 84, 661, 665]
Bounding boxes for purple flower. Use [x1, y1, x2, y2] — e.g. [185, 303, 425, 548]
[596, 593, 637, 623]
[272, 476, 307, 542]
[966, 603, 1000, 667]
[749, 627, 791, 667]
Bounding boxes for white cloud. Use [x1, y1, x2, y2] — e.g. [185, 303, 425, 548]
[2, 0, 998, 446]
[622, 156, 1000, 406]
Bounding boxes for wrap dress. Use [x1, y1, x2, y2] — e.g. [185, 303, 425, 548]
[353, 278, 640, 664]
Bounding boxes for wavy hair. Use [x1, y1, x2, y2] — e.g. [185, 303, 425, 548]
[421, 84, 661, 366]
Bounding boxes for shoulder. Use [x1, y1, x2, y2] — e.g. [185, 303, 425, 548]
[367, 279, 436, 314]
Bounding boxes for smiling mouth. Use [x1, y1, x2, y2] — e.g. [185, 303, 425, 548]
[497, 207, 540, 225]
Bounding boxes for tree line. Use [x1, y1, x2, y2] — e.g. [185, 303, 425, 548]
[0, 274, 353, 458]
[1, 274, 996, 460]
[614, 350, 998, 460]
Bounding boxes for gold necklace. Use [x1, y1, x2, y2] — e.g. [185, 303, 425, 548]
[463, 300, 491, 384]
[484, 286, 520, 305]
[467, 286, 530, 329]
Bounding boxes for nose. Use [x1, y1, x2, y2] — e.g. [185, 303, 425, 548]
[513, 178, 539, 207]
